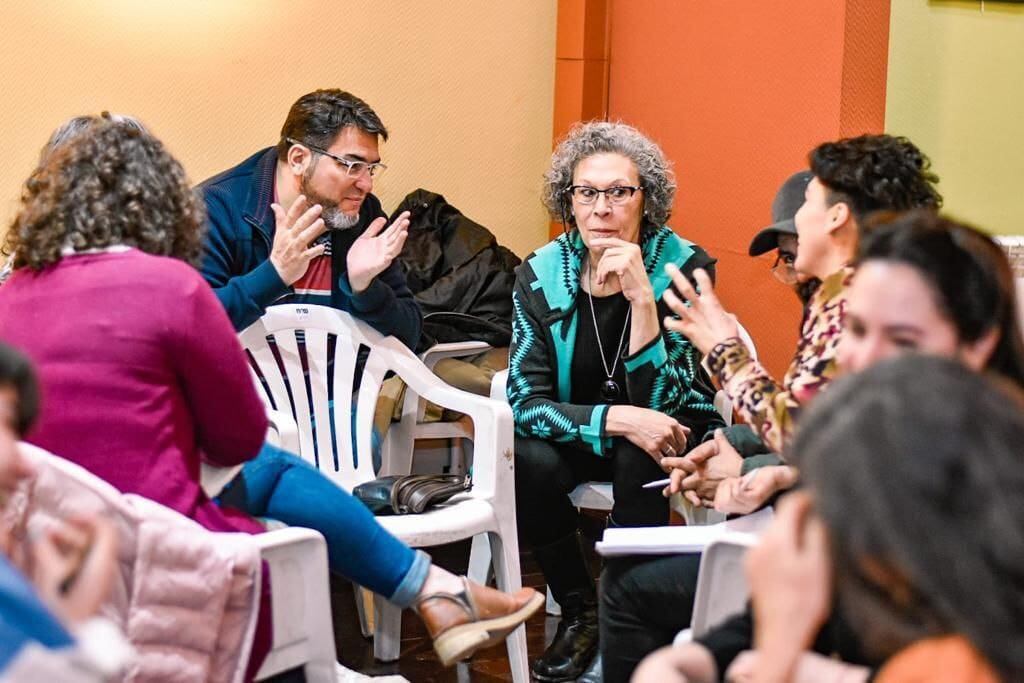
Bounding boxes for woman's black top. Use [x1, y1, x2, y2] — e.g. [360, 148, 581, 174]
[571, 289, 631, 405]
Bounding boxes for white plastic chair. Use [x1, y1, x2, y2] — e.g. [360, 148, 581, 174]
[252, 527, 336, 681]
[673, 532, 756, 645]
[239, 304, 529, 681]
[18, 442, 336, 683]
[381, 340, 493, 475]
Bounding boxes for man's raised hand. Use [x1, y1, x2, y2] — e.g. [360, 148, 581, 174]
[346, 210, 410, 293]
[269, 195, 327, 285]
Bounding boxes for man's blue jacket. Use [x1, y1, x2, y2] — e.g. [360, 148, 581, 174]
[197, 148, 421, 348]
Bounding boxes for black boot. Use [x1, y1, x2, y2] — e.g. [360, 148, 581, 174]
[532, 589, 599, 681]
[530, 532, 599, 681]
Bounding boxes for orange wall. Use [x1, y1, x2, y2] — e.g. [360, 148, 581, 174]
[599, 0, 889, 377]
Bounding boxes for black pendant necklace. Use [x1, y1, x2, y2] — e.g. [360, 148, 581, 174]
[586, 262, 631, 404]
[600, 378, 621, 403]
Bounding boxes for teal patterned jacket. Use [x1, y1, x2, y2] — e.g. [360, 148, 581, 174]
[508, 226, 723, 456]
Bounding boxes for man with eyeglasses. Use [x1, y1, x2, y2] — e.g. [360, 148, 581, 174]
[197, 89, 420, 347]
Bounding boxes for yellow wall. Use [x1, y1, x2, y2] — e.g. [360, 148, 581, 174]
[0, 0, 556, 258]
[887, 0, 1024, 234]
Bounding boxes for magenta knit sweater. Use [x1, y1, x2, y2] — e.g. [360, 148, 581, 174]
[0, 249, 267, 534]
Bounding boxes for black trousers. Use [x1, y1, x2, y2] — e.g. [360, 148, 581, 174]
[514, 436, 671, 550]
[599, 553, 701, 683]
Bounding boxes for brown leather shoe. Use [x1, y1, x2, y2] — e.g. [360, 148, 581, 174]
[413, 577, 544, 666]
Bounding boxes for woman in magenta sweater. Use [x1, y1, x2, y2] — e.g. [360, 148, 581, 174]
[0, 114, 540, 669]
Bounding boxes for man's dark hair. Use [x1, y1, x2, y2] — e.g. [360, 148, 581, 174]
[859, 210, 1024, 387]
[0, 343, 39, 437]
[276, 89, 388, 162]
[809, 134, 942, 223]
[793, 355, 1024, 681]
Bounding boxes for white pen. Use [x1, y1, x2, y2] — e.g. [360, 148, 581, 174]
[641, 477, 672, 489]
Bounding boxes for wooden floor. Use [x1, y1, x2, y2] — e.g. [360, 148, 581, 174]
[328, 514, 606, 682]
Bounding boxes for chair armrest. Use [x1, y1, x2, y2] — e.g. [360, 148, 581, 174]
[252, 527, 337, 681]
[200, 463, 245, 499]
[401, 341, 493, 425]
[266, 408, 300, 454]
[373, 337, 516, 504]
[490, 369, 509, 402]
[419, 341, 492, 370]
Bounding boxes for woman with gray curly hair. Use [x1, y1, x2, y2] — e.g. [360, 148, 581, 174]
[508, 121, 722, 681]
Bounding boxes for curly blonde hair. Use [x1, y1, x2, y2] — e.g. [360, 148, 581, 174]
[6, 115, 204, 270]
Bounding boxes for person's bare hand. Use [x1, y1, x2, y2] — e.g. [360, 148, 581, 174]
[659, 436, 716, 496]
[662, 266, 740, 356]
[589, 238, 654, 304]
[347, 210, 410, 293]
[30, 515, 119, 625]
[713, 465, 798, 515]
[269, 195, 327, 285]
[747, 491, 832, 681]
[661, 429, 742, 504]
[606, 405, 689, 463]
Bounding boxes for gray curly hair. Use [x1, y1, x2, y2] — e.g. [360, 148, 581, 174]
[541, 121, 676, 230]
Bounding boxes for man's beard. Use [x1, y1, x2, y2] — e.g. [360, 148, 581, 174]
[300, 175, 360, 231]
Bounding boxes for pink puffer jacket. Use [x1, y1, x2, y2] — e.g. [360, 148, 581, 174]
[2, 443, 261, 683]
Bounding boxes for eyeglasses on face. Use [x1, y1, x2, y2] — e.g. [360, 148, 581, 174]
[285, 137, 387, 178]
[565, 185, 642, 205]
[771, 250, 799, 285]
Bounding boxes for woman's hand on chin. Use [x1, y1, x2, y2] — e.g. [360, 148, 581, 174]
[589, 237, 654, 305]
[662, 265, 739, 355]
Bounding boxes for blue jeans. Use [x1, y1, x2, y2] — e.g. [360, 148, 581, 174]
[219, 443, 430, 608]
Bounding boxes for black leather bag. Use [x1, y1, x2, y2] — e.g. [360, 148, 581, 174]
[353, 474, 471, 515]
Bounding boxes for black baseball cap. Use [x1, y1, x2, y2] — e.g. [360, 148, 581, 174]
[748, 170, 813, 256]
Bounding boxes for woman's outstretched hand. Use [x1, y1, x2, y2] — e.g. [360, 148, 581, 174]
[663, 265, 740, 355]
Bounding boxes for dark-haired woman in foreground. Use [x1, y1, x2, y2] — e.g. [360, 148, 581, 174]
[0, 115, 541, 671]
[634, 211, 1024, 682]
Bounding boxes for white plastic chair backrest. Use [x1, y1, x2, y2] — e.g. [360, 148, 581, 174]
[690, 532, 756, 638]
[239, 305, 402, 491]
[239, 304, 509, 499]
